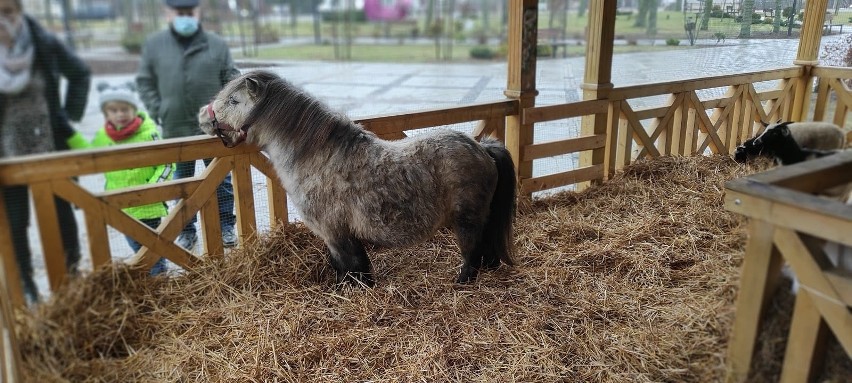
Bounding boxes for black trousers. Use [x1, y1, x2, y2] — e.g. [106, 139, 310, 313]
[2, 185, 81, 302]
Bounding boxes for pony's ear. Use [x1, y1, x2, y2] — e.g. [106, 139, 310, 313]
[245, 77, 262, 99]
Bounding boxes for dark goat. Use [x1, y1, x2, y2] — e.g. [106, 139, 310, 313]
[733, 121, 845, 163]
[752, 122, 838, 165]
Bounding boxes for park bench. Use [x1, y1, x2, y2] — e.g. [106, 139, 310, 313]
[537, 27, 570, 58]
[822, 23, 844, 34]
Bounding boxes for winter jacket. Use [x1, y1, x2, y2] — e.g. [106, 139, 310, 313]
[91, 111, 173, 219]
[0, 15, 90, 152]
[136, 28, 240, 139]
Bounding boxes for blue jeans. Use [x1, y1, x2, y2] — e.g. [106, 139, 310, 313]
[126, 217, 168, 276]
[174, 159, 235, 234]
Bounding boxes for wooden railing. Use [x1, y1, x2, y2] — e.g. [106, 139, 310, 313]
[723, 150, 852, 382]
[0, 67, 849, 308]
[0, 100, 517, 307]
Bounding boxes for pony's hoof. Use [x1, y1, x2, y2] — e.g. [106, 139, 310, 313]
[455, 267, 479, 284]
[337, 272, 375, 288]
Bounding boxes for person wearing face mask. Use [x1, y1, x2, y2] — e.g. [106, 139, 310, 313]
[0, 0, 90, 305]
[136, 0, 241, 252]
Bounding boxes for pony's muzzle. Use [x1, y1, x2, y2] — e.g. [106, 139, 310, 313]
[206, 103, 246, 148]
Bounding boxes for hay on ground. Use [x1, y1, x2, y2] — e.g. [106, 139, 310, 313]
[15, 155, 852, 382]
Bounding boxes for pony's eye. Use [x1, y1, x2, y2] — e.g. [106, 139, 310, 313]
[227, 96, 239, 106]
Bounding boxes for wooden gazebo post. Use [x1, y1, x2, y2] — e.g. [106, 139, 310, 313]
[579, 0, 616, 189]
[504, 0, 538, 194]
[791, 0, 829, 121]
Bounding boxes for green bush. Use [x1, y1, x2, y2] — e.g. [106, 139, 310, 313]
[469, 45, 495, 59]
[321, 10, 366, 22]
[665, 38, 680, 46]
[536, 44, 553, 57]
[121, 33, 144, 54]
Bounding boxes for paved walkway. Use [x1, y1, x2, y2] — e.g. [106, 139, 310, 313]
[27, 34, 848, 300]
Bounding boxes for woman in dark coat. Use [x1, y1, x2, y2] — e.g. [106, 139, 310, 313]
[0, 0, 91, 304]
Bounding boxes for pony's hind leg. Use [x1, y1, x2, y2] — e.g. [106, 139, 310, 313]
[325, 235, 374, 287]
[453, 213, 488, 284]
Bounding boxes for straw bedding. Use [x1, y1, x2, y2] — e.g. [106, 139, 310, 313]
[16, 155, 852, 382]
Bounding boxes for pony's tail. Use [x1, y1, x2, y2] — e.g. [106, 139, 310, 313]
[481, 138, 517, 267]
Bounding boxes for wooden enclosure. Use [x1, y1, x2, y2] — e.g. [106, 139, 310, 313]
[724, 150, 852, 382]
[0, 0, 851, 380]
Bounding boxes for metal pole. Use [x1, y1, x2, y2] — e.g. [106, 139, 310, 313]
[60, 0, 75, 50]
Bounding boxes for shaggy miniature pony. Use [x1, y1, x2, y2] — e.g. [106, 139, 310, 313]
[198, 70, 516, 286]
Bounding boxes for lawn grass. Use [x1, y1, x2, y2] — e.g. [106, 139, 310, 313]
[243, 41, 695, 62]
[243, 10, 810, 62]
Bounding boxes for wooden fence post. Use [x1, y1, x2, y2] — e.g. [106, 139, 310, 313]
[504, 0, 538, 197]
[579, 0, 615, 190]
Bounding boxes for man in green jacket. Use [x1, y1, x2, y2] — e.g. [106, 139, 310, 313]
[136, 0, 241, 250]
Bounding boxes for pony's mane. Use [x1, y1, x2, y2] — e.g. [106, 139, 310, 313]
[239, 71, 362, 159]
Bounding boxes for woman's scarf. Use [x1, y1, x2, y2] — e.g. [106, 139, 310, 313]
[0, 17, 34, 94]
[105, 116, 143, 141]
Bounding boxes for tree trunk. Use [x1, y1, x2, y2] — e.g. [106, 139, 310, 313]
[634, 0, 649, 28]
[647, 0, 658, 37]
[773, 0, 782, 33]
[312, 0, 321, 44]
[700, 0, 712, 30]
[739, 0, 754, 38]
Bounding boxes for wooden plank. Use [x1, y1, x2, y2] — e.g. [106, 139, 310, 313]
[523, 134, 605, 160]
[617, 109, 632, 168]
[746, 84, 769, 128]
[200, 195, 223, 257]
[232, 154, 256, 239]
[0, 196, 23, 306]
[742, 150, 852, 191]
[687, 91, 725, 154]
[84, 212, 110, 269]
[51, 179, 200, 271]
[773, 228, 852, 355]
[811, 65, 852, 78]
[604, 100, 621, 178]
[0, 257, 22, 381]
[520, 165, 603, 194]
[671, 93, 686, 155]
[30, 182, 66, 292]
[0, 136, 255, 186]
[725, 183, 852, 247]
[522, 99, 609, 124]
[359, 100, 518, 136]
[724, 220, 783, 383]
[812, 77, 830, 121]
[825, 270, 852, 307]
[609, 67, 801, 100]
[632, 105, 670, 121]
[250, 152, 288, 227]
[780, 291, 829, 383]
[620, 102, 661, 158]
[98, 177, 201, 209]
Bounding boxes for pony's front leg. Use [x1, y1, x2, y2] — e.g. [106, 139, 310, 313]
[325, 235, 374, 287]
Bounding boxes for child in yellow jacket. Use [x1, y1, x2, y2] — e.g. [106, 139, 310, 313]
[91, 82, 173, 275]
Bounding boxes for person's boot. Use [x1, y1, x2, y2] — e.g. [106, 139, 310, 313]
[21, 275, 39, 306]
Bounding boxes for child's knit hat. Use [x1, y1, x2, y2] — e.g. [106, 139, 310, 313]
[97, 81, 140, 110]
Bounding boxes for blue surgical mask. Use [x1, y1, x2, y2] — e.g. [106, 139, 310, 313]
[172, 16, 199, 37]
